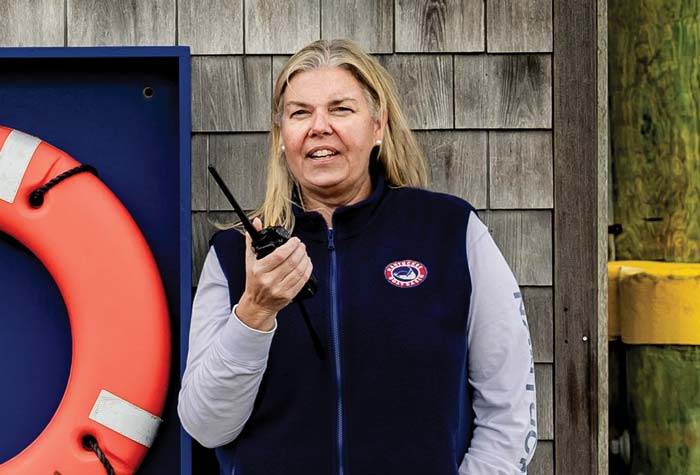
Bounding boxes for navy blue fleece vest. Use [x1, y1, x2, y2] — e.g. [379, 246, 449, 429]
[211, 177, 475, 475]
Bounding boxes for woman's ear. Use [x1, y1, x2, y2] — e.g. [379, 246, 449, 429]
[374, 108, 388, 142]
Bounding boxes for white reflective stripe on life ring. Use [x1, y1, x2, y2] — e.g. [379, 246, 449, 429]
[89, 390, 163, 448]
[0, 129, 41, 204]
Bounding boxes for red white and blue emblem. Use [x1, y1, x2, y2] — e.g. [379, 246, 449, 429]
[384, 260, 428, 288]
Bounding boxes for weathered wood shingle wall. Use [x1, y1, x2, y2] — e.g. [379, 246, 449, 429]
[0, 1, 560, 473]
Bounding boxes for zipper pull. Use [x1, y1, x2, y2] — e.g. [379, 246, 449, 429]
[328, 228, 335, 251]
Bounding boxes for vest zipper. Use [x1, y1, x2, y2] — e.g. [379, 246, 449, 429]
[328, 228, 345, 475]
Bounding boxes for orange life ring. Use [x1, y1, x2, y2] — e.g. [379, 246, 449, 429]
[0, 126, 170, 475]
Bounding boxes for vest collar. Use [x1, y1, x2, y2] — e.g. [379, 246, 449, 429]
[292, 165, 387, 241]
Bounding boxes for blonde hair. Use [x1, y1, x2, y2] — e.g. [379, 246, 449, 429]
[253, 39, 427, 230]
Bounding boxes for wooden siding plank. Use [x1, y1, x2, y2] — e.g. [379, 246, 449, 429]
[489, 131, 553, 209]
[68, 0, 175, 46]
[178, 0, 243, 54]
[245, 0, 319, 54]
[529, 440, 554, 475]
[481, 210, 552, 286]
[191, 134, 208, 211]
[414, 131, 487, 209]
[487, 0, 553, 53]
[395, 0, 483, 52]
[192, 211, 237, 285]
[554, 0, 600, 472]
[522, 286, 553, 363]
[455, 55, 552, 129]
[378, 55, 452, 129]
[0, 0, 64, 46]
[321, 0, 393, 54]
[272, 55, 292, 92]
[192, 56, 271, 132]
[597, 0, 610, 472]
[209, 133, 268, 211]
[536, 363, 554, 440]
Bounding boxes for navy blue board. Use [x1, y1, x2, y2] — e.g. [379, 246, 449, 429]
[0, 47, 191, 475]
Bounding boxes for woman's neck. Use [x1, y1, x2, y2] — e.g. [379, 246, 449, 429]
[301, 180, 372, 228]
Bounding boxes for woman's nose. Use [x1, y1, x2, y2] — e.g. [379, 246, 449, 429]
[309, 111, 332, 136]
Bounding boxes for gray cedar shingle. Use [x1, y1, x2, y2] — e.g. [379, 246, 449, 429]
[191, 134, 208, 211]
[209, 133, 269, 211]
[522, 286, 553, 363]
[487, 0, 553, 53]
[395, 0, 483, 52]
[272, 55, 292, 93]
[379, 55, 452, 129]
[536, 363, 554, 440]
[245, 0, 319, 54]
[489, 131, 553, 209]
[529, 440, 553, 474]
[191, 56, 271, 132]
[191, 211, 237, 284]
[455, 55, 552, 128]
[481, 210, 552, 285]
[321, 0, 393, 54]
[415, 131, 487, 209]
[0, 0, 64, 46]
[68, 0, 175, 46]
[178, 0, 243, 54]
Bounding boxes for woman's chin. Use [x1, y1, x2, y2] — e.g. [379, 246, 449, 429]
[300, 169, 349, 191]
[302, 178, 347, 196]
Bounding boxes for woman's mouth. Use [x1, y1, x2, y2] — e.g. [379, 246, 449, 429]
[307, 148, 339, 160]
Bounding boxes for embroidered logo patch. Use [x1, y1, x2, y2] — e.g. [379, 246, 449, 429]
[384, 260, 427, 288]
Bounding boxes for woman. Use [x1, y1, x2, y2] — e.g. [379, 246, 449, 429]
[179, 39, 537, 475]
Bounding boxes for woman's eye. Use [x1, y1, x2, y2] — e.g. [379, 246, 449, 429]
[333, 107, 353, 113]
[291, 110, 308, 117]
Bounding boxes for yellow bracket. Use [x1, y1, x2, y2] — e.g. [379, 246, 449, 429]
[608, 261, 700, 344]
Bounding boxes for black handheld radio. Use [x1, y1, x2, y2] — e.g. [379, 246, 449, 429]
[207, 165, 318, 301]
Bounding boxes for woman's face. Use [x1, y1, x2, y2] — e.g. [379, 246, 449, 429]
[280, 67, 384, 205]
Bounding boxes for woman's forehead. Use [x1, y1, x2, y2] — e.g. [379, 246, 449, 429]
[282, 67, 365, 104]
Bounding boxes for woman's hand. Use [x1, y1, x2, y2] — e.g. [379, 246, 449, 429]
[236, 218, 313, 331]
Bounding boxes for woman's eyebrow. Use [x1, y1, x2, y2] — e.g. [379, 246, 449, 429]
[285, 101, 309, 109]
[328, 98, 358, 106]
[285, 98, 358, 109]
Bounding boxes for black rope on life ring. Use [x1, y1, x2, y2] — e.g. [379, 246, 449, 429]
[82, 435, 116, 475]
[29, 164, 98, 208]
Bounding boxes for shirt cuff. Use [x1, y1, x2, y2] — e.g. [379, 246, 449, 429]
[460, 448, 523, 475]
[216, 304, 277, 366]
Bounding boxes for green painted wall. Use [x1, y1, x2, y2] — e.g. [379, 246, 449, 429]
[610, 0, 700, 262]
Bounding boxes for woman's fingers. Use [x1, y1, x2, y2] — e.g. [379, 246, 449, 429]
[244, 217, 264, 264]
[255, 241, 309, 296]
[276, 254, 313, 298]
[266, 239, 307, 277]
[241, 218, 313, 315]
[255, 237, 303, 272]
